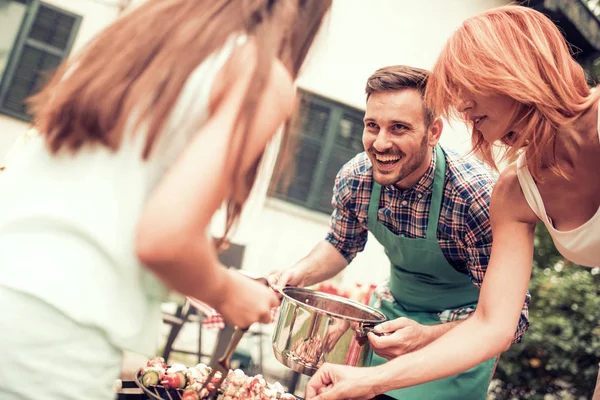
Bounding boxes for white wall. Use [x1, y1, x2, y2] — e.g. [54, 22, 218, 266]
[297, 0, 508, 155]
[0, 0, 27, 75]
[0, 114, 25, 161]
[243, 198, 391, 287]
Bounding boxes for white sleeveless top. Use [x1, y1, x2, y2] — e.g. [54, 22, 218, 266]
[516, 109, 600, 268]
[0, 35, 245, 355]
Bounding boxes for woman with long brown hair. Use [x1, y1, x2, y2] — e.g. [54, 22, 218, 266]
[305, 5, 599, 400]
[0, 0, 331, 398]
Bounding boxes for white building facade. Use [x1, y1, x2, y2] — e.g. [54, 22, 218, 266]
[0, 0, 509, 288]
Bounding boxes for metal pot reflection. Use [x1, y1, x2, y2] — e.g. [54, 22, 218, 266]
[272, 287, 387, 376]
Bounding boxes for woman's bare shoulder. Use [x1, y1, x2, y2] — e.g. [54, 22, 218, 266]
[492, 163, 539, 225]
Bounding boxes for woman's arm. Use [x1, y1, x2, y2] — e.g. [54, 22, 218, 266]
[378, 165, 538, 388]
[136, 41, 295, 327]
[306, 165, 540, 399]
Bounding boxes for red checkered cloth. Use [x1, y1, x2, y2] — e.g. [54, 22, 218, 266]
[187, 297, 279, 329]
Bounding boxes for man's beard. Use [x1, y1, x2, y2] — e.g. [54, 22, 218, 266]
[372, 134, 429, 186]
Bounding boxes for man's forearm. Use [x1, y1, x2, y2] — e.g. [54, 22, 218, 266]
[296, 241, 348, 287]
[423, 320, 462, 346]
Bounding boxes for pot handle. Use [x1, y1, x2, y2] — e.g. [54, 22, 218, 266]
[359, 323, 385, 337]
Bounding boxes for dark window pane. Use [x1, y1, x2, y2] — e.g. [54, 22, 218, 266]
[271, 91, 365, 214]
[298, 96, 331, 139]
[276, 138, 321, 203]
[3, 44, 60, 115]
[29, 4, 75, 50]
[316, 148, 357, 213]
[334, 113, 364, 152]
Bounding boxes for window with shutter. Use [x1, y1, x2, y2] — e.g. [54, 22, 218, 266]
[0, 0, 81, 121]
[273, 90, 365, 215]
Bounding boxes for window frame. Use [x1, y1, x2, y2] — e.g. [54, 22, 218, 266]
[273, 89, 366, 214]
[0, 0, 82, 121]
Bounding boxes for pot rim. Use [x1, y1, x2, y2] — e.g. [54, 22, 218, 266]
[280, 287, 387, 324]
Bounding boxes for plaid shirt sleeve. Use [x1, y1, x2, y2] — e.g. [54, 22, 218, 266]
[463, 186, 530, 344]
[325, 166, 369, 263]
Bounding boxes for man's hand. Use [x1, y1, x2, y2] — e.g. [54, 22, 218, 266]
[268, 241, 348, 290]
[368, 317, 433, 360]
[267, 267, 307, 289]
[305, 363, 378, 400]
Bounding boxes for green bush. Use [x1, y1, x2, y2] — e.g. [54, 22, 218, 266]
[491, 225, 600, 399]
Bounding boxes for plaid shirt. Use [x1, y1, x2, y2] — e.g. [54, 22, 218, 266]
[325, 146, 530, 343]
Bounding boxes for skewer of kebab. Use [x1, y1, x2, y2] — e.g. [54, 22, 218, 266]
[140, 359, 297, 400]
[140, 356, 167, 386]
[161, 363, 188, 390]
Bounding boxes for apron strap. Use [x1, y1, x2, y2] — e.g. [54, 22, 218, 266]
[368, 146, 445, 239]
[426, 145, 446, 240]
[368, 180, 382, 225]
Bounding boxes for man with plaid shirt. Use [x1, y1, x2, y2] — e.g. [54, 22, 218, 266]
[269, 65, 530, 400]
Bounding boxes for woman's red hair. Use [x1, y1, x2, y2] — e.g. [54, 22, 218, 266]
[426, 5, 600, 180]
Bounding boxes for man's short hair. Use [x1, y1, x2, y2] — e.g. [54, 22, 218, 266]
[365, 65, 436, 128]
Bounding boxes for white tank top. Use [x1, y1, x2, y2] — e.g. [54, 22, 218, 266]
[516, 109, 600, 268]
[0, 35, 245, 355]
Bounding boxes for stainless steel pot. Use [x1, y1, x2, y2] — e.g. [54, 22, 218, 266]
[272, 287, 387, 376]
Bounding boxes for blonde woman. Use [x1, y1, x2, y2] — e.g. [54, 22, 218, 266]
[0, 0, 331, 399]
[305, 5, 599, 400]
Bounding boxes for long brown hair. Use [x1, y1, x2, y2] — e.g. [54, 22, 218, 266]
[28, 0, 331, 246]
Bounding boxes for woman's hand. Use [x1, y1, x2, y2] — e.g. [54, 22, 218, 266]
[305, 364, 379, 400]
[214, 269, 280, 328]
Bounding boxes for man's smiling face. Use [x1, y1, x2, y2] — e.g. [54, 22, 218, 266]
[362, 89, 432, 189]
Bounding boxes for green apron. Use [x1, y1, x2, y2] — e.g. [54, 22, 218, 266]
[367, 146, 496, 400]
